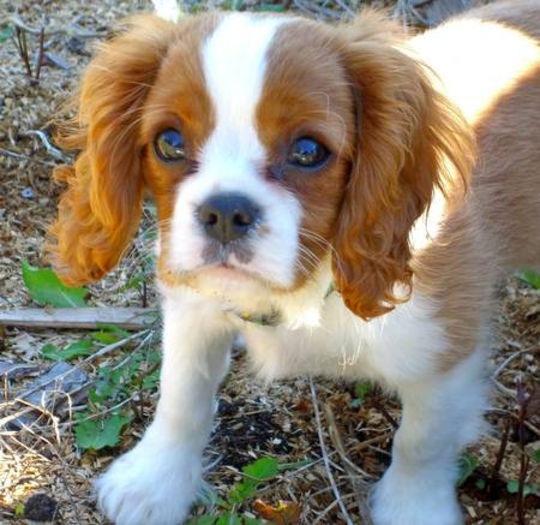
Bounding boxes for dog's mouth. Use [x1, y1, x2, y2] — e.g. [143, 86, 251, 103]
[200, 262, 255, 280]
[196, 238, 270, 283]
[163, 234, 294, 293]
[201, 238, 255, 266]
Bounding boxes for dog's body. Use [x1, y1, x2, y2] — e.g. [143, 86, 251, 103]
[50, 1, 540, 523]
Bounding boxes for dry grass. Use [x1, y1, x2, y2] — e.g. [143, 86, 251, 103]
[0, 0, 539, 523]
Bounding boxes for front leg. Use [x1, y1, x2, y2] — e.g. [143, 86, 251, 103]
[97, 292, 234, 525]
[371, 350, 488, 525]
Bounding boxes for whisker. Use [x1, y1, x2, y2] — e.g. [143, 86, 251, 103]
[297, 245, 320, 269]
[298, 227, 346, 277]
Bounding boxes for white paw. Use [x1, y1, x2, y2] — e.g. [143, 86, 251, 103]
[96, 431, 202, 525]
[371, 468, 463, 525]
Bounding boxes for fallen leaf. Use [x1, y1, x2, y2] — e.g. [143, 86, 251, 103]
[253, 499, 301, 524]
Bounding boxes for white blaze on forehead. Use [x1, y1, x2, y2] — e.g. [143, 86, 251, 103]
[201, 14, 289, 168]
[169, 13, 301, 288]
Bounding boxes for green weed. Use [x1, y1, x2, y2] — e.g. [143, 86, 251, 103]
[22, 261, 88, 307]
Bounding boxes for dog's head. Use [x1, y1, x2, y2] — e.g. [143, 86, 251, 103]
[49, 11, 473, 319]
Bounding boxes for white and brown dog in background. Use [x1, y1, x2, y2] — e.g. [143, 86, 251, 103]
[49, 0, 540, 523]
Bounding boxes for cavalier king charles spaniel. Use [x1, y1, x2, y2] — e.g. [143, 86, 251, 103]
[49, 0, 540, 523]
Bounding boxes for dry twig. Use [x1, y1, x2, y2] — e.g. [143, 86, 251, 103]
[1, 14, 101, 37]
[309, 378, 354, 525]
[324, 403, 374, 523]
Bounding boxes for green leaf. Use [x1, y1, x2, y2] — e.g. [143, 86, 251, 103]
[215, 497, 231, 510]
[230, 481, 256, 505]
[91, 365, 121, 404]
[121, 275, 144, 293]
[230, 457, 279, 505]
[146, 349, 162, 365]
[253, 4, 286, 11]
[40, 344, 60, 359]
[110, 367, 129, 386]
[22, 261, 87, 307]
[91, 326, 130, 345]
[507, 480, 540, 496]
[533, 449, 540, 462]
[243, 457, 279, 480]
[96, 323, 131, 333]
[215, 513, 243, 525]
[0, 25, 14, 43]
[354, 381, 372, 402]
[98, 365, 113, 379]
[88, 388, 106, 405]
[520, 270, 540, 290]
[507, 480, 519, 494]
[457, 453, 478, 486]
[41, 339, 94, 361]
[142, 369, 160, 390]
[74, 414, 131, 450]
[475, 478, 486, 490]
[93, 332, 118, 344]
[14, 503, 25, 516]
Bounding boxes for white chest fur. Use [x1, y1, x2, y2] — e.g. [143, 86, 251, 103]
[241, 287, 449, 388]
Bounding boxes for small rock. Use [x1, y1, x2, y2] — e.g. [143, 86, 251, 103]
[23, 361, 88, 408]
[21, 187, 35, 199]
[0, 361, 40, 380]
[23, 493, 57, 521]
[66, 36, 87, 55]
[7, 361, 89, 430]
[41, 52, 72, 70]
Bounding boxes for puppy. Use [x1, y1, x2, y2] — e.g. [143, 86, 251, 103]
[49, 1, 540, 523]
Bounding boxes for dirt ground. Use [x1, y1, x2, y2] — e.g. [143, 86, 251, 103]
[0, 0, 539, 524]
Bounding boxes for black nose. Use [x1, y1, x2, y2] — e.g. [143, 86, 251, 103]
[197, 192, 261, 243]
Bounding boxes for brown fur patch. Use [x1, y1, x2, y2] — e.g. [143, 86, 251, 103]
[48, 14, 219, 286]
[330, 13, 474, 320]
[408, 0, 540, 369]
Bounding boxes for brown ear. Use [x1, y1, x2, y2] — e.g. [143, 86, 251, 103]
[48, 15, 175, 286]
[333, 12, 475, 320]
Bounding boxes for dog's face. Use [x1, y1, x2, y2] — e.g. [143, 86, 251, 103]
[143, 15, 354, 297]
[50, 11, 472, 319]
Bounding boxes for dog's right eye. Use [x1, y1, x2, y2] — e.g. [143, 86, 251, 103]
[154, 129, 185, 162]
[287, 137, 329, 169]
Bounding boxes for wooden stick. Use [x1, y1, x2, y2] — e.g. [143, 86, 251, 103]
[309, 378, 354, 525]
[0, 307, 156, 330]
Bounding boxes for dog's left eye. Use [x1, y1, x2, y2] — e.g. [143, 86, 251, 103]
[287, 137, 329, 169]
[154, 129, 185, 162]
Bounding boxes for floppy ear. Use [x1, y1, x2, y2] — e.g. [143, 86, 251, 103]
[48, 16, 175, 286]
[333, 12, 475, 320]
